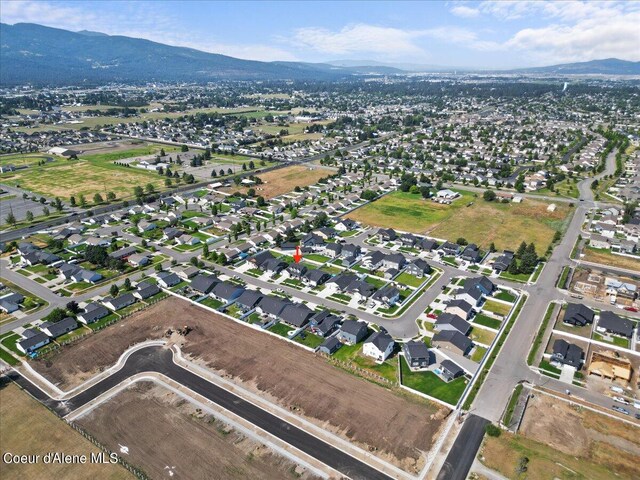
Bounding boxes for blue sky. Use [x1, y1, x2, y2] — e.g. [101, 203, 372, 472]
[1, 1, 639, 68]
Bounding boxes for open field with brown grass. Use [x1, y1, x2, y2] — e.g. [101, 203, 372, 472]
[583, 246, 640, 271]
[78, 382, 319, 480]
[224, 165, 333, 199]
[348, 190, 572, 250]
[479, 393, 640, 480]
[0, 382, 132, 480]
[31, 297, 446, 472]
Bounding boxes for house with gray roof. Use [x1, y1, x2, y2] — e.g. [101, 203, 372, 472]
[403, 340, 433, 369]
[78, 302, 109, 324]
[336, 320, 368, 344]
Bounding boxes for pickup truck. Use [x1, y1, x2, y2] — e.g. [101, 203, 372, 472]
[612, 405, 630, 415]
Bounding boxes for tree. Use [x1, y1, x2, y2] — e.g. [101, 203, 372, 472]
[109, 284, 120, 297]
[190, 256, 199, 266]
[485, 424, 501, 437]
[202, 242, 209, 258]
[66, 301, 80, 314]
[123, 278, 132, 290]
[78, 194, 87, 207]
[456, 237, 468, 246]
[508, 258, 520, 275]
[211, 169, 217, 177]
[42, 207, 50, 217]
[145, 183, 155, 194]
[69, 196, 76, 207]
[489, 242, 496, 253]
[93, 193, 104, 204]
[516, 241, 527, 258]
[106, 192, 116, 202]
[54, 197, 64, 211]
[25, 211, 34, 222]
[133, 186, 144, 198]
[181, 144, 189, 152]
[256, 196, 266, 207]
[43, 307, 67, 323]
[483, 190, 496, 202]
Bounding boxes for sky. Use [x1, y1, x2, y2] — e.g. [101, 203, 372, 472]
[1, 0, 639, 69]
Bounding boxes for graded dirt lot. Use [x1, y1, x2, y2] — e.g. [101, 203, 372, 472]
[479, 393, 640, 480]
[349, 190, 572, 250]
[223, 165, 333, 199]
[0, 381, 132, 480]
[77, 382, 319, 480]
[31, 297, 446, 471]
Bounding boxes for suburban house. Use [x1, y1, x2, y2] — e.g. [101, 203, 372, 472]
[134, 281, 161, 300]
[156, 271, 181, 288]
[109, 246, 138, 261]
[256, 296, 290, 319]
[551, 339, 584, 369]
[461, 244, 481, 263]
[128, 253, 150, 267]
[17, 329, 50, 354]
[260, 258, 288, 275]
[405, 259, 431, 278]
[279, 303, 315, 328]
[371, 284, 401, 307]
[444, 299, 475, 320]
[40, 317, 78, 338]
[440, 241, 461, 256]
[234, 290, 264, 312]
[377, 228, 397, 242]
[440, 360, 465, 382]
[174, 265, 199, 279]
[318, 336, 342, 355]
[335, 218, 358, 232]
[210, 282, 245, 304]
[190, 274, 220, 295]
[77, 302, 110, 324]
[403, 340, 433, 369]
[435, 312, 472, 335]
[337, 320, 368, 344]
[493, 251, 515, 272]
[362, 331, 395, 362]
[455, 285, 483, 307]
[102, 293, 136, 311]
[563, 303, 595, 326]
[309, 311, 341, 337]
[302, 269, 331, 287]
[286, 263, 308, 279]
[432, 330, 473, 356]
[596, 311, 635, 338]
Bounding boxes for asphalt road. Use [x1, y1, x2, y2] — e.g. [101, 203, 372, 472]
[7, 345, 392, 480]
[436, 415, 489, 480]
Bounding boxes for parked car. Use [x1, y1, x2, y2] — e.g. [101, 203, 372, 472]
[624, 306, 638, 312]
[612, 405, 629, 415]
[613, 396, 630, 405]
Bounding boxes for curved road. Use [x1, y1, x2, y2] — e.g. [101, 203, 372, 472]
[8, 345, 391, 480]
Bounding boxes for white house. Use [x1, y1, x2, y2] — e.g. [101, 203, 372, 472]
[362, 331, 395, 363]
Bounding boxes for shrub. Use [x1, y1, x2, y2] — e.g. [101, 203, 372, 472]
[485, 423, 501, 437]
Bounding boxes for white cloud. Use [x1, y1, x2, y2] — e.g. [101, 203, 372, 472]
[291, 24, 427, 57]
[450, 5, 480, 18]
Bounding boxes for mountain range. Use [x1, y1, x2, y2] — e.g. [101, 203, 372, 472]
[1, 23, 638, 86]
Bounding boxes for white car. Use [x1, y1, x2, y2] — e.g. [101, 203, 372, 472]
[613, 396, 630, 405]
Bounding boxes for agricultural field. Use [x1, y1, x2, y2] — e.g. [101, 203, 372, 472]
[31, 297, 447, 473]
[479, 393, 640, 480]
[78, 382, 319, 480]
[348, 190, 572, 250]
[0, 382, 132, 480]
[224, 165, 334, 199]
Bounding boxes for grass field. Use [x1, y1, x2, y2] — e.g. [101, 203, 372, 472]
[348, 190, 572, 250]
[225, 165, 333, 199]
[0, 151, 170, 202]
[583, 246, 640, 271]
[0, 382, 132, 480]
[0, 153, 53, 167]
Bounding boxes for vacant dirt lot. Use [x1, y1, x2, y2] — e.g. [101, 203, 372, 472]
[223, 165, 333, 199]
[480, 393, 640, 480]
[78, 382, 319, 480]
[0, 382, 131, 480]
[32, 297, 446, 471]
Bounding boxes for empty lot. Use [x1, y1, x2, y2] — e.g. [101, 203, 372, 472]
[223, 165, 333, 199]
[0, 381, 132, 480]
[78, 382, 319, 480]
[480, 393, 640, 480]
[348, 190, 572, 250]
[31, 297, 446, 471]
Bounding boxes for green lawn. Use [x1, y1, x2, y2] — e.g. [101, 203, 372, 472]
[592, 332, 630, 348]
[400, 357, 467, 405]
[268, 322, 295, 338]
[200, 297, 224, 309]
[471, 346, 488, 363]
[473, 314, 502, 330]
[395, 272, 425, 288]
[348, 190, 571, 251]
[483, 300, 511, 317]
[304, 253, 331, 263]
[293, 331, 324, 349]
[494, 290, 516, 303]
[1, 333, 26, 357]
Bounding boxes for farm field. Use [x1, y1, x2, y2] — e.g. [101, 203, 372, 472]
[78, 382, 319, 480]
[224, 165, 334, 199]
[0, 382, 132, 480]
[348, 190, 572, 250]
[479, 393, 640, 480]
[582, 246, 640, 271]
[30, 297, 446, 473]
